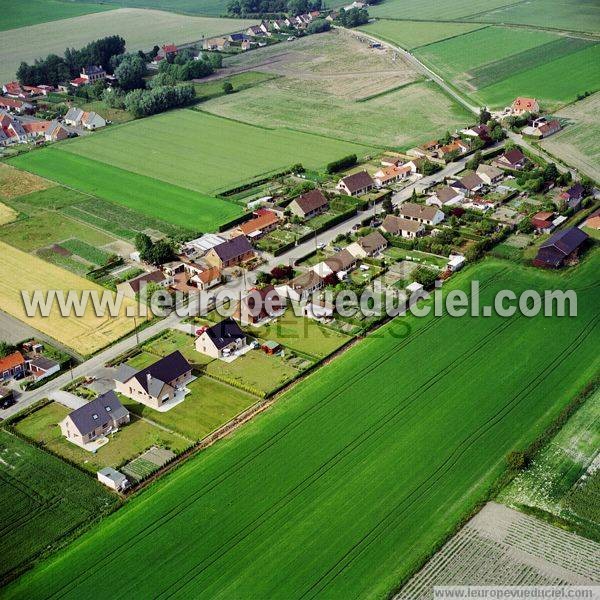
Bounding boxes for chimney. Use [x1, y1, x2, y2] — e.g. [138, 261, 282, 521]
[147, 373, 152, 388]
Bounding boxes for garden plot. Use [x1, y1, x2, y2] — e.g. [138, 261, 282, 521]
[0, 163, 54, 199]
[123, 446, 176, 482]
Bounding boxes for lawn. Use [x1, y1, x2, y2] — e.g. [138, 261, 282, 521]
[7, 149, 243, 233]
[142, 329, 215, 366]
[358, 20, 487, 50]
[0, 8, 257, 82]
[15, 402, 188, 473]
[384, 246, 448, 268]
[0, 0, 113, 31]
[251, 309, 353, 359]
[6, 252, 599, 599]
[122, 376, 257, 441]
[0, 429, 118, 584]
[77, 100, 134, 124]
[415, 26, 600, 109]
[0, 241, 137, 356]
[59, 110, 375, 194]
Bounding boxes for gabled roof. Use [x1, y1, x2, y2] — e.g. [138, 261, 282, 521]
[123, 270, 166, 294]
[195, 265, 221, 283]
[357, 230, 387, 253]
[130, 351, 191, 394]
[500, 148, 526, 166]
[539, 227, 588, 257]
[211, 236, 253, 262]
[476, 163, 503, 179]
[434, 186, 462, 202]
[563, 183, 584, 200]
[67, 391, 128, 436]
[291, 189, 328, 214]
[382, 215, 422, 234]
[325, 248, 356, 272]
[339, 171, 374, 193]
[455, 173, 484, 190]
[0, 351, 25, 372]
[238, 210, 279, 235]
[289, 270, 323, 291]
[203, 318, 246, 350]
[398, 202, 441, 221]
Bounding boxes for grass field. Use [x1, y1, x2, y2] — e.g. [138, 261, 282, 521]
[470, 0, 600, 33]
[7, 149, 242, 232]
[58, 110, 375, 193]
[0, 429, 118, 584]
[194, 71, 280, 102]
[15, 402, 188, 473]
[0, 0, 114, 31]
[369, 0, 518, 20]
[0, 241, 138, 356]
[541, 92, 600, 181]
[70, 0, 234, 17]
[415, 26, 600, 109]
[0, 8, 257, 82]
[358, 20, 487, 50]
[6, 252, 599, 599]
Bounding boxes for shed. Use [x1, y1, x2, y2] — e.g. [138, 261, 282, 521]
[262, 340, 281, 355]
[97, 467, 129, 491]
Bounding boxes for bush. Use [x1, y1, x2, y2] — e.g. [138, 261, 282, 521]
[326, 154, 357, 174]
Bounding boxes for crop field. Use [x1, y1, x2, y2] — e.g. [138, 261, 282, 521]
[7, 150, 242, 232]
[6, 253, 600, 599]
[0, 0, 114, 31]
[368, 0, 519, 20]
[469, 0, 600, 33]
[70, 0, 234, 17]
[541, 92, 600, 181]
[396, 502, 600, 598]
[0, 163, 54, 200]
[59, 110, 374, 193]
[0, 8, 257, 82]
[0, 202, 18, 225]
[0, 429, 118, 584]
[415, 26, 600, 108]
[358, 20, 487, 50]
[0, 241, 138, 356]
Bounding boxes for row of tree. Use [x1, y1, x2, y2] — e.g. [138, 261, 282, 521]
[227, 0, 320, 16]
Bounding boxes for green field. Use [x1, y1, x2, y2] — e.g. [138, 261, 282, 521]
[70, 0, 233, 17]
[415, 26, 600, 108]
[194, 71, 280, 102]
[469, 0, 600, 33]
[59, 110, 374, 194]
[7, 252, 599, 599]
[369, 0, 518, 20]
[358, 20, 487, 50]
[0, 0, 114, 31]
[7, 149, 243, 233]
[0, 429, 118, 583]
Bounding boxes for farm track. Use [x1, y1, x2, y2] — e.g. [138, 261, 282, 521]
[43, 269, 510, 597]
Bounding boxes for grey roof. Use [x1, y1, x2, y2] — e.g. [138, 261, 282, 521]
[67, 391, 128, 436]
[204, 318, 246, 350]
[212, 236, 253, 262]
[540, 227, 588, 256]
[382, 215, 422, 234]
[98, 467, 127, 483]
[29, 356, 59, 370]
[115, 363, 137, 383]
[65, 107, 83, 122]
[131, 351, 191, 394]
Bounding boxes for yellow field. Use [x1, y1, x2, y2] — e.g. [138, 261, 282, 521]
[0, 202, 18, 225]
[0, 241, 138, 355]
[0, 163, 54, 199]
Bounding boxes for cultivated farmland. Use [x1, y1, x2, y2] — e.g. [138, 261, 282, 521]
[58, 110, 375, 194]
[0, 429, 118, 584]
[0, 8, 257, 82]
[0, 241, 138, 356]
[6, 253, 599, 599]
[69, 0, 235, 17]
[0, 163, 54, 199]
[0, 202, 18, 225]
[7, 149, 243, 232]
[368, 0, 518, 20]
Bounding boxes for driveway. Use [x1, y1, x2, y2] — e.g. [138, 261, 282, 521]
[49, 390, 86, 410]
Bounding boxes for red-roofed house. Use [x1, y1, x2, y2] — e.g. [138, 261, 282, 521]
[0, 351, 27, 380]
[531, 211, 555, 234]
[0, 97, 33, 114]
[511, 97, 540, 115]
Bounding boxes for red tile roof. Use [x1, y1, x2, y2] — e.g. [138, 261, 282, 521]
[0, 351, 26, 373]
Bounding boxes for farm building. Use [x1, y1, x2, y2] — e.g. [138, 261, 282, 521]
[115, 351, 193, 410]
[336, 171, 375, 196]
[205, 236, 255, 269]
[195, 318, 248, 359]
[288, 189, 329, 219]
[60, 391, 130, 448]
[533, 227, 588, 268]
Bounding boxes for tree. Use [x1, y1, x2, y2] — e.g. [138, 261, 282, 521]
[412, 266, 437, 288]
[114, 54, 147, 91]
[222, 81, 234, 94]
[306, 18, 330, 34]
[288, 0, 310, 15]
[479, 107, 491, 125]
[255, 271, 272, 285]
[490, 124, 505, 142]
[411, 188, 418, 202]
[466, 150, 482, 171]
[270, 265, 294, 281]
[382, 198, 393, 213]
[506, 450, 529, 472]
[148, 240, 175, 266]
[339, 6, 369, 27]
[517, 216, 534, 234]
[0, 342, 16, 358]
[543, 163, 559, 182]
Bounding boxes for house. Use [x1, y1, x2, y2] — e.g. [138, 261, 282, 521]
[28, 356, 60, 381]
[302, 299, 334, 320]
[533, 228, 588, 268]
[116, 270, 170, 299]
[493, 148, 527, 170]
[559, 183, 586, 211]
[115, 351, 192, 409]
[69, 77, 89, 88]
[246, 25, 265, 36]
[0, 97, 33, 114]
[451, 173, 484, 197]
[64, 107, 106, 130]
[381, 215, 424, 239]
[523, 118, 561, 139]
[0, 351, 27, 380]
[277, 270, 324, 302]
[584, 209, 600, 231]
[476, 163, 503, 185]
[511, 97, 539, 115]
[427, 186, 464, 207]
[205, 236, 255, 269]
[241, 40, 252, 51]
[531, 211, 556, 234]
[409, 139, 440, 159]
[195, 318, 247, 359]
[288, 189, 329, 219]
[45, 120, 70, 141]
[373, 164, 412, 187]
[59, 391, 130, 447]
[0, 386, 15, 409]
[324, 248, 357, 275]
[97, 467, 129, 491]
[228, 32, 250, 42]
[262, 340, 281, 355]
[202, 37, 230, 51]
[398, 202, 444, 226]
[336, 171, 375, 196]
[325, 11, 340, 21]
[187, 264, 221, 290]
[22, 120, 50, 138]
[438, 139, 470, 158]
[80, 65, 106, 83]
[155, 43, 178, 62]
[461, 124, 491, 141]
[234, 285, 285, 325]
[2, 81, 32, 98]
[346, 231, 388, 258]
[235, 210, 280, 240]
[272, 19, 289, 30]
[0, 112, 28, 145]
